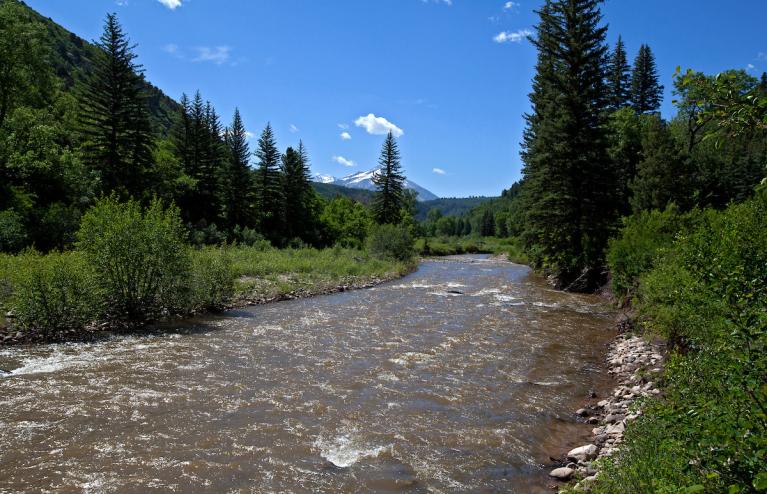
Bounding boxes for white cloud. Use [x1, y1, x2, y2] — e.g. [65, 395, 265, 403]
[116, 0, 129, 6]
[432, 167, 446, 175]
[354, 113, 404, 137]
[503, 1, 519, 10]
[338, 123, 349, 129]
[157, 0, 182, 9]
[747, 63, 756, 71]
[758, 52, 767, 61]
[333, 156, 356, 167]
[340, 132, 352, 140]
[193, 46, 231, 65]
[162, 43, 179, 54]
[289, 124, 299, 133]
[245, 131, 256, 139]
[494, 29, 532, 43]
[421, 0, 452, 5]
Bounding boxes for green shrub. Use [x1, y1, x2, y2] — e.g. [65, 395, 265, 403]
[366, 223, 415, 261]
[0, 209, 27, 253]
[10, 250, 102, 333]
[595, 191, 767, 493]
[184, 247, 235, 312]
[77, 196, 188, 322]
[606, 206, 698, 301]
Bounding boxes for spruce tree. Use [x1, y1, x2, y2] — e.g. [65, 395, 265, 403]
[281, 142, 313, 242]
[480, 210, 496, 237]
[520, 0, 617, 287]
[607, 36, 631, 110]
[222, 108, 253, 229]
[254, 123, 284, 241]
[630, 44, 664, 114]
[80, 13, 153, 199]
[372, 131, 406, 225]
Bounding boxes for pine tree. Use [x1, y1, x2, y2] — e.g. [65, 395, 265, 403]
[80, 13, 153, 199]
[480, 210, 496, 237]
[281, 141, 314, 242]
[222, 108, 253, 229]
[254, 123, 284, 241]
[520, 0, 617, 287]
[607, 36, 631, 110]
[372, 131, 406, 225]
[630, 44, 664, 114]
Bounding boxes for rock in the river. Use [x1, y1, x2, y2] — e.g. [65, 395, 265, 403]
[567, 444, 598, 463]
[549, 467, 575, 480]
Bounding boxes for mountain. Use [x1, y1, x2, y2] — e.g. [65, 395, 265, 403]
[15, 0, 180, 135]
[311, 183, 377, 204]
[312, 168, 439, 202]
[415, 196, 497, 221]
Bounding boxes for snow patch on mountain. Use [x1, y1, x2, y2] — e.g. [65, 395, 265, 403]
[312, 168, 439, 201]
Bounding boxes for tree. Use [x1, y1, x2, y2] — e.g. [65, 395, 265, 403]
[607, 36, 631, 110]
[372, 131, 406, 225]
[320, 196, 372, 248]
[520, 0, 617, 287]
[630, 44, 664, 114]
[281, 142, 314, 242]
[480, 209, 495, 237]
[253, 123, 284, 241]
[222, 108, 253, 229]
[80, 13, 153, 199]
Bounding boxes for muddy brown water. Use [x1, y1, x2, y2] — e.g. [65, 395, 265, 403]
[0, 255, 615, 493]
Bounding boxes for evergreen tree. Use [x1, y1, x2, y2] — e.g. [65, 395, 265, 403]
[607, 36, 631, 110]
[372, 131, 406, 225]
[630, 44, 664, 114]
[254, 123, 284, 241]
[281, 141, 314, 242]
[480, 210, 496, 237]
[760, 72, 767, 95]
[222, 108, 253, 229]
[80, 13, 153, 200]
[520, 0, 617, 287]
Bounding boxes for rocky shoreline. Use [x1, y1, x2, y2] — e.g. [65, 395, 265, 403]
[550, 330, 665, 492]
[0, 269, 411, 347]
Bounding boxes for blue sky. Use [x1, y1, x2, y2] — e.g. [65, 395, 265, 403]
[26, 0, 767, 198]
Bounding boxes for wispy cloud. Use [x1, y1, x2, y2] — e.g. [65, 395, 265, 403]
[157, 0, 182, 9]
[494, 29, 532, 43]
[758, 52, 767, 61]
[503, 1, 519, 10]
[162, 43, 179, 54]
[289, 124, 299, 133]
[340, 132, 352, 141]
[115, 0, 129, 6]
[421, 0, 452, 5]
[354, 114, 404, 137]
[333, 156, 356, 167]
[432, 167, 446, 175]
[193, 46, 231, 65]
[747, 63, 756, 71]
[245, 131, 256, 140]
[338, 123, 349, 130]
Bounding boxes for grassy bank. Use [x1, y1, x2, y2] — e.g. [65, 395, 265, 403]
[416, 235, 528, 264]
[585, 189, 767, 493]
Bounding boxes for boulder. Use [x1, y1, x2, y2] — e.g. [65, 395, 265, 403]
[567, 444, 598, 463]
[549, 467, 575, 480]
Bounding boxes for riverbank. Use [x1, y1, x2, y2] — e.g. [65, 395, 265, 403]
[416, 235, 528, 264]
[0, 247, 416, 347]
[549, 322, 665, 492]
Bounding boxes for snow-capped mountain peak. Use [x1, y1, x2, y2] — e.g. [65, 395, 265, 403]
[312, 167, 438, 201]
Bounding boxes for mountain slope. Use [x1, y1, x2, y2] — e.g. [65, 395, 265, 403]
[415, 196, 497, 220]
[311, 183, 377, 204]
[313, 168, 439, 202]
[15, 0, 180, 135]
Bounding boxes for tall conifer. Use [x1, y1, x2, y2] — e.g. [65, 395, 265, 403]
[223, 108, 253, 229]
[80, 13, 152, 199]
[372, 131, 406, 225]
[281, 142, 313, 241]
[630, 44, 664, 114]
[254, 123, 284, 240]
[607, 36, 631, 110]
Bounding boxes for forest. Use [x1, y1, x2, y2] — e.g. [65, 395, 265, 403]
[1, 0, 766, 492]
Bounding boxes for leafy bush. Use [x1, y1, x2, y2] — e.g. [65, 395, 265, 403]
[184, 247, 235, 312]
[77, 196, 188, 322]
[595, 191, 767, 493]
[606, 206, 698, 301]
[366, 223, 415, 261]
[9, 250, 102, 333]
[0, 210, 27, 253]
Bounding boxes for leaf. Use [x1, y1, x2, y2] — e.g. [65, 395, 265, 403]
[754, 472, 767, 491]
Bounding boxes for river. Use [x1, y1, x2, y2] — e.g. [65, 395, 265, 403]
[0, 255, 615, 493]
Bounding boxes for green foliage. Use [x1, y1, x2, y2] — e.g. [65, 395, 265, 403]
[596, 191, 767, 493]
[184, 247, 234, 312]
[372, 131, 406, 225]
[9, 250, 101, 333]
[630, 44, 664, 114]
[607, 36, 632, 110]
[366, 223, 415, 262]
[320, 196, 372, 248]
[0, 210, 26, 253]
[254, 123, 284, 241]
[77, 196, 188, 322]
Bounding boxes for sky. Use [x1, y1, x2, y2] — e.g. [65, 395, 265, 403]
[26, 0, 767, 198]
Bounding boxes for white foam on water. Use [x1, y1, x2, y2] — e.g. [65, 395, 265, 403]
[446, 282, 466, 288]
[471, 288, 501, 296]
[6, 348, 101, 377]
[494, 294, 520, 303]
[313, 431, 389, 468]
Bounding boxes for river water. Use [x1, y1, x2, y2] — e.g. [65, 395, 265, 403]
[0, 256, 615, 493]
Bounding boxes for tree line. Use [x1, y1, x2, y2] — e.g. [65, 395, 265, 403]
[0, 3, 413, 253]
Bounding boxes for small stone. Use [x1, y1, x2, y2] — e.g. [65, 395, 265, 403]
[549, 467, 575, 480]
[567, 444, 598, 462]
[587, 416, 599, 424]
[576, 408, 589, 417]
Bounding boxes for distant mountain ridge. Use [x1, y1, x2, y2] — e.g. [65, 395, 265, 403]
[312, 168, 439, 202]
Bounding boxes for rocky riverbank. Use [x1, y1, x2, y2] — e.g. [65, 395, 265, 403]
[550, 332, 665, 492]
